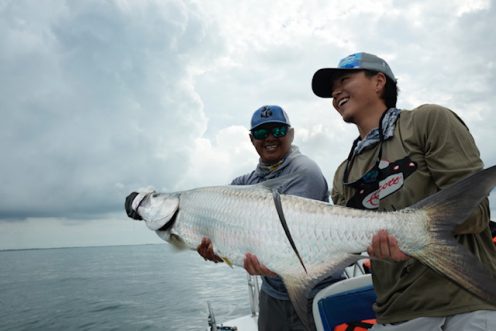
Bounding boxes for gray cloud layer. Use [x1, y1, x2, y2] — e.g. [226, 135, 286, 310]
[1, 1, 221, 218]
[1, 0, 495, 223]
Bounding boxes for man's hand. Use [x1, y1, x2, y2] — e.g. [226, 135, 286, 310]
[367, 229, 410, 262]
[197, 237, 223, 263]
[244, 253, 277, 277]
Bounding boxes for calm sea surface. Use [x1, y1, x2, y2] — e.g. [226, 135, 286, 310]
[0, 245, 251, 331]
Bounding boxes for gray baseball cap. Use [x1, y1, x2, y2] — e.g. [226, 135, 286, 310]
[312, 52, 397, 98]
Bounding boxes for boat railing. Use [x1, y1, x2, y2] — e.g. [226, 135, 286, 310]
[343, 257, 369, 278]
[246, 274, 260, 317]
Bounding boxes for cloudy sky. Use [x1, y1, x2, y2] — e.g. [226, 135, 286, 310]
[1, 0, 495, 249]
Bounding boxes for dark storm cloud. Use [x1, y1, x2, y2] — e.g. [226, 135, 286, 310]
[0, 0, 222, 219]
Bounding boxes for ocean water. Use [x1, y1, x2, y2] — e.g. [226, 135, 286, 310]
[0, 245, 252, 331]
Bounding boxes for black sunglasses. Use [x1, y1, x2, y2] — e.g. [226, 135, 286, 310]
[251, 126, 288, 140]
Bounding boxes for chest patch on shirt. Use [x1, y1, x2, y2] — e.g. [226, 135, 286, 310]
[346, 157, 417, 210]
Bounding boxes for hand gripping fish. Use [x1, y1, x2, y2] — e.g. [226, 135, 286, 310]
[125, 166, 496, 330]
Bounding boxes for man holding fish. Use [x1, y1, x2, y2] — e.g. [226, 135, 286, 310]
[124, 54, 496, 331]
[312, 52, 496, 330]
[198, 105, 341, 331]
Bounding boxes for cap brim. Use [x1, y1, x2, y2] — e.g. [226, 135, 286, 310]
[250, 120, 290, 131]
[312, 68, 360, 98]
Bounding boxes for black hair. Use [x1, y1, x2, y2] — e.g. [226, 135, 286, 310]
[364, 70, 399, 108]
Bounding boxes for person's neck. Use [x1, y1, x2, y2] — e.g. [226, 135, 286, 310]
[355, 105, 389, 139]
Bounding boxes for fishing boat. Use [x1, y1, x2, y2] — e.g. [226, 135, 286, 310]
[207, 261, 376, 331]
[207, 274, 260, 331]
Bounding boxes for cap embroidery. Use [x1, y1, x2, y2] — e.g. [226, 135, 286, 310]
[260, 106, 272, 118]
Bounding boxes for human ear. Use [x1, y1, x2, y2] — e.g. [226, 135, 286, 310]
[375, 72, 386, 93]
[288, 128, 295, 143]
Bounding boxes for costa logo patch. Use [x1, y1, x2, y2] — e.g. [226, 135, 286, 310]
[362, 173, 405, 209]
[346, 156, 417, 210]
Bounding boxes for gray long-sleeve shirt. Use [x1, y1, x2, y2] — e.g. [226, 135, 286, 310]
[231, 145, 332, 300]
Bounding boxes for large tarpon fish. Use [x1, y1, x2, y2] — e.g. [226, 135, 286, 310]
[126, 166, 496, 330]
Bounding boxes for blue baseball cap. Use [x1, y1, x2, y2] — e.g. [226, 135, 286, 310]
[250, 105, 291, 130]
[312, 52, 397, 98]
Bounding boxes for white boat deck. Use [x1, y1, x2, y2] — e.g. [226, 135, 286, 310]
[216, 314, 258, 331]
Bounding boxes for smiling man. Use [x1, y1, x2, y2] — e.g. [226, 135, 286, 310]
[312, 52, 496, 330]
[198, 105, 337, 331]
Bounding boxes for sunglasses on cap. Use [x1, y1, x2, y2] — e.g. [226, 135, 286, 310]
[251, 125, 289, 140]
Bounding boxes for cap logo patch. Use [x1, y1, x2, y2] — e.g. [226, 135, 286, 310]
[260, 106, 272, 118]
[338, 53, 363, 69]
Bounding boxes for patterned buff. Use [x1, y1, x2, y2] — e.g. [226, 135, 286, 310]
[353, 107, 401, 156]
[255, 146, 301, 179]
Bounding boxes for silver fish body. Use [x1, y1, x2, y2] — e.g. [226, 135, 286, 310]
[131, 166, 496, 330]
[153, 186, 424, 273]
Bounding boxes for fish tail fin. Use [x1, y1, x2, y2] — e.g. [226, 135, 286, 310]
[410, 165, 496, 303]
[412, 165, 496, 228]
[413, 239, 496, 303]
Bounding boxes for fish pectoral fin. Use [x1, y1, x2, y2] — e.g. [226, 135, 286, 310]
[272, 189, 307, 274]
[169, 234, 187, 250]
[221, 256, 234, 268]
[281, 254, 365, 331]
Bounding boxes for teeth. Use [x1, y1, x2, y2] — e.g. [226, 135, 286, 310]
[265, 144, 278, 150]
[338, 98, 349, 107]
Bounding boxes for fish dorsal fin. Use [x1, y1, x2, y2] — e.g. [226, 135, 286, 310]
[281, 254, 364, 331]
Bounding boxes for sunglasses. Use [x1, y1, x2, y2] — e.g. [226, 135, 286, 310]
[251, 126, 289, 140]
